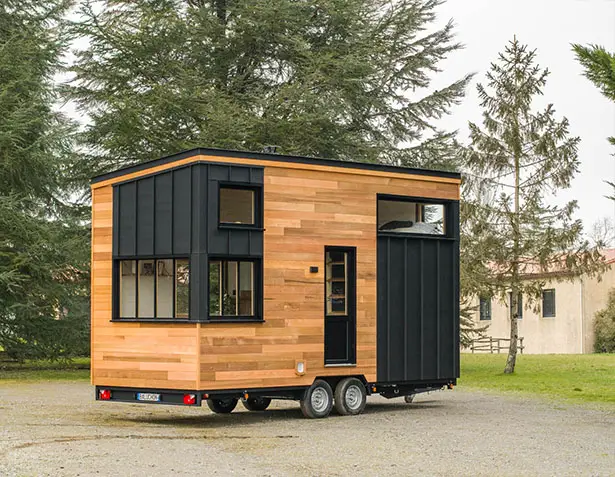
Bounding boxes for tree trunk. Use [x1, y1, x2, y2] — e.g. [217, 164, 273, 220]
[505, 84, 522, 375]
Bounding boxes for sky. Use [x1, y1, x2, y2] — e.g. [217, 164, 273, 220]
[433, 0, 615, 232]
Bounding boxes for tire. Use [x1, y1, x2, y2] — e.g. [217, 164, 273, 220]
[334, 377, 367, 416]
[300, 380, 334, 419]
[404, 394, 416, 404]
[206, 397, 238, 414]
[242, 397, 272, 411]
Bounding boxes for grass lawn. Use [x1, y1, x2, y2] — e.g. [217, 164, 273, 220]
[0, 357, 90, 383]
[460, 353, 615, 405]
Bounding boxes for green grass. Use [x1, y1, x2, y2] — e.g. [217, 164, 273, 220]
[460, 353, 615, 405]
[0, 357, 90, 383]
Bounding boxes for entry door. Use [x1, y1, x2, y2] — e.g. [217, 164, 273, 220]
[324, 246, 356, 365]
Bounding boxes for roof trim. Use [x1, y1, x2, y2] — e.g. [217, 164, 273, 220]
[91, 147, 461, 184]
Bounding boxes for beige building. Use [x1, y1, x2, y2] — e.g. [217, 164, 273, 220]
[473, 250, 615, 354]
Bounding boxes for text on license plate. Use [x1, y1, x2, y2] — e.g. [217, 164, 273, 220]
[137, 393, 161, 402]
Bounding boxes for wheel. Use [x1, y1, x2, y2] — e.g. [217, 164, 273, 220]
[206, 397, 238, 414]
[404, 394, 416, 404]
[334, 377, 367, 416]
[242, 397, 272, 411]
[300, 380, 333, 419]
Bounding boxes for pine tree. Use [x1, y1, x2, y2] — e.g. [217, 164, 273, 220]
[68, 0, 471, 183]
[0, 1, 90, 361]
[462, 38, 605, 373]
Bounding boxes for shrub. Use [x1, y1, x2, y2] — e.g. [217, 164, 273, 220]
[594, 289, 615, 353]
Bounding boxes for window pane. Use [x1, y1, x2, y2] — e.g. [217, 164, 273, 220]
[479, 298, 491, 321]
[220, 187, 255, 224]
[378, 200, 445, 235]
[120, 260, 136, 318]
[238, 262, 253, 315]
[209, 261, 221, 315]
[543, 289, 555, 318]
[326, 251, 347, 315]
[155, 259, 173, 318]
[138, 260, 155, 318]
[175, 259, 190, 318]
[222, 261, 238, 315]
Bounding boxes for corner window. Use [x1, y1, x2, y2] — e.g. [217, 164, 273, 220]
[542, 289, 555, 318]
[209, 259, 257, 318]
[118, 258, 189, 319]
[509, 292, 523, 320]
[219, 186, 256, 225]
[479, 297, 491, 321]
[378, 199, 445, 235]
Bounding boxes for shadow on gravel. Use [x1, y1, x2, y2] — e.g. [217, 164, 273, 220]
[114, 399, 445, 428]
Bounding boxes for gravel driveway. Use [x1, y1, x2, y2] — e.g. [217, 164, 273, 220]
[0, 381, 613, 476]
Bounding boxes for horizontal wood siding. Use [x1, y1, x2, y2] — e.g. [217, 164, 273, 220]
[91, 185, 198, 389]
[91, 154, 459, 390]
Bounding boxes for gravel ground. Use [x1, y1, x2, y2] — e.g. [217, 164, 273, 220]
[0, 382, 614, 477]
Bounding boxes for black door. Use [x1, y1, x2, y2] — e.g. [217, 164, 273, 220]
[324, 246, 356, 365]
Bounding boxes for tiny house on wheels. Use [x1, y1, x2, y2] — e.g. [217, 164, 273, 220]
[91, 148, 461, 418]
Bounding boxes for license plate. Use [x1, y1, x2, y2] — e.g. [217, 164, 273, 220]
[137, 393, 160, 402]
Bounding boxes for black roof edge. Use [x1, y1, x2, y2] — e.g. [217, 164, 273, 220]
[91, 147, 462, 184]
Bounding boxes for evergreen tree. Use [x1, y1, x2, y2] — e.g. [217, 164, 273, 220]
[462, 39, 604, 373]
[0, 1, 90, 361]
[69, 0, 471, 182]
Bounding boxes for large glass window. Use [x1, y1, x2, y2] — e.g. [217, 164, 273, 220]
[219, 186, 255, 225]
[209, 259, 255, 317]
[378, 199, 445, 235]
[118, 258, 189, 319]
[542, 289, 556, 318]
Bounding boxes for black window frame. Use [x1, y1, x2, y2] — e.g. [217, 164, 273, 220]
[218, 183, 263, 230]
[376, 194, 453, 239]
[479, 297, 492, 321]
[542, 289, 556, 318]
[113, 256, 190, 322]
[508, 291, 523, 320]
[207, 256, 263, 322]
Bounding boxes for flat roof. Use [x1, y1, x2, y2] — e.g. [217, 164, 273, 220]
[91, 147, 462, 184]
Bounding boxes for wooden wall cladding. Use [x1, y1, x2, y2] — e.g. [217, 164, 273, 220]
[91, 154, 459, 391]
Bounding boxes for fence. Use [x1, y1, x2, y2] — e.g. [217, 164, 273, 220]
[470, 336, 525, 354]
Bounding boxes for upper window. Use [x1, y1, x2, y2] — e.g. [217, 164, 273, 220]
[479, 297, 491, 321]
[118, 258, 189, 319]
[542, 289, 556, 318]
[219, 186, 255, 225]
[509, 292, 523, 320]
[209, 259, 257, 318]
[378, 199, 445, 235]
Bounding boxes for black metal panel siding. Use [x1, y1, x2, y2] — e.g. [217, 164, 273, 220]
[136, 177, 154, 255]
[112, 162, 264, 321]
[377, 201, 460, 383]
[154, 172, 173, 255]
[118, 182, 136, 256]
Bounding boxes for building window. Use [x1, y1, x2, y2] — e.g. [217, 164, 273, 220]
[326, 250, 349, 315]
[219, 186, 256, 225]
[508, 292, 523, 320]
[479, 297, 491, 321]
[377, 198, 445, 235]
[542, 289, 556, 318]
[118, 258, 189, 319]
[209, 259, 257, 318]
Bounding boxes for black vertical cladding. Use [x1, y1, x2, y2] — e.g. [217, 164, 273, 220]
[376, 200, 460, 383]
[154, 172, 173, 255]
[112, 161, 264, 320]
[136, 177, 154, 255]
[172, 167, 191, 255]
[118, 182, 136, 256]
